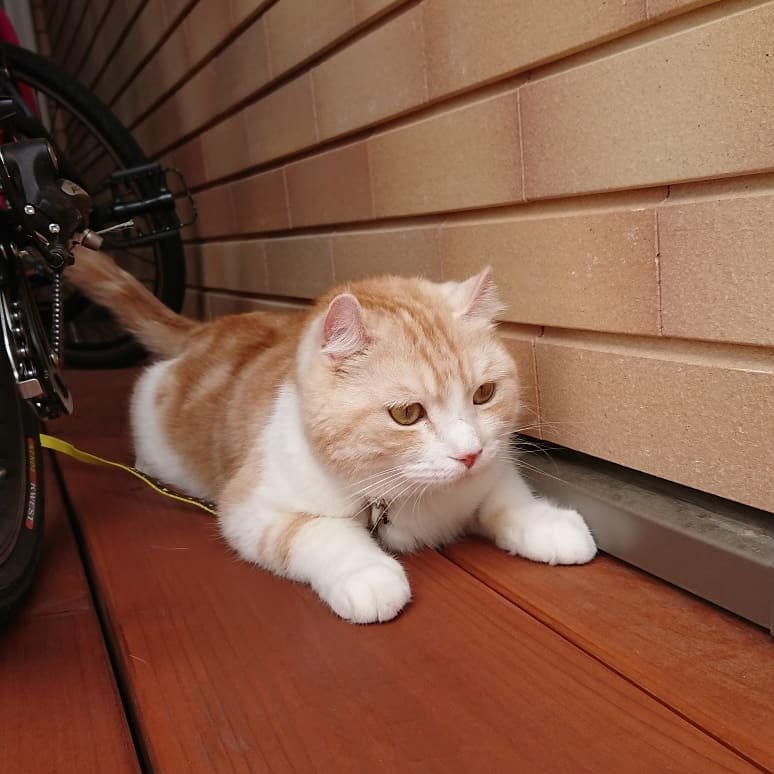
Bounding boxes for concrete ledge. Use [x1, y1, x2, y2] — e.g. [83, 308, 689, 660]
[519, 440, 774, 634]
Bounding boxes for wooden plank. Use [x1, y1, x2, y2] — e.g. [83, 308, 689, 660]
[0, 467, 140, 774]
[444, 539, 774, 771]
[51, 369, 758, 772]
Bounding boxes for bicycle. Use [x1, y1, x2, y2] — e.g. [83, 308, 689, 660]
[0, 43, 192, 623]
[0, 42, 192, 368]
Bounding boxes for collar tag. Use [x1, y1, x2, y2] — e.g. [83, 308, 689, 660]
[368, 499, 390, 534]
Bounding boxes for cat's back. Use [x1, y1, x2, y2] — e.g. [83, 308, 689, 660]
[187, 307, 307, 360]
[164, 306, 309, 415]
[131, 307, 309, 493]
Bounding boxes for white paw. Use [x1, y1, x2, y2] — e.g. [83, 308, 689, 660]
[324, 560, 411, 624]
[499, 503, 597, 565]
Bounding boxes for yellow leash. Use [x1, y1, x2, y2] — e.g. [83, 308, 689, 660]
[39, 433, 217, 516]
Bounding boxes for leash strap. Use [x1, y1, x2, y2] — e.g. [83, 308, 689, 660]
[39, 433, 217, 516]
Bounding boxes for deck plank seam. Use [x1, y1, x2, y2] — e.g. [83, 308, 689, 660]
[438, 548, 769, 773]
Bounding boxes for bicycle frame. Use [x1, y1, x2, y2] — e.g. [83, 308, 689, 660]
[0, 135, 87, 421]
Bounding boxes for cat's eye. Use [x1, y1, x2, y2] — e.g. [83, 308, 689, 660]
[473, 382, 496, 405]
[389, 403, 425, 426]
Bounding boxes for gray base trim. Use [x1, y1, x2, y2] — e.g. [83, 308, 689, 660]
[518, 442, 774, 634]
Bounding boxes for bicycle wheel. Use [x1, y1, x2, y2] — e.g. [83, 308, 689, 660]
[0, 347, 44, 625]
[0, 42, 186, 368]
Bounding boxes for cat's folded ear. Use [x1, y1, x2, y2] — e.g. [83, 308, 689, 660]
[321, 293, 369, 362]
[444, 266, 504, 320]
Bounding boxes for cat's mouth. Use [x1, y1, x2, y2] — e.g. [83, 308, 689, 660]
[366, 449, 494, 500]
[407, 459, 490, 488]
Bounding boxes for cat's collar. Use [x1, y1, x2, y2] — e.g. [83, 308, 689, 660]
[368, 499, 390, 535]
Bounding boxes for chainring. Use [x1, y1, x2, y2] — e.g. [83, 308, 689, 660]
[0, 242, 72, 419]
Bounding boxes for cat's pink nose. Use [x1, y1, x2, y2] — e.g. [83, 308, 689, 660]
[454, 450, 482, 469]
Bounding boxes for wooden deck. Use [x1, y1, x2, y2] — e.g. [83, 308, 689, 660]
[2, 368, 772, 773]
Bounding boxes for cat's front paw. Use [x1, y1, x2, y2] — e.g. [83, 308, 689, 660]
[325, 559, 411, 624]
[499, 503, 596, 565]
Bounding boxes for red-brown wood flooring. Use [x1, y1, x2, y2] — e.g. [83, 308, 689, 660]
[1, 368, 772, 773]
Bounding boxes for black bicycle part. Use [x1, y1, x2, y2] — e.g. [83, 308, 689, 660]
[0, 42, 187, 368]
[0, 342, 44, 626]
[0, 137, 90, 268]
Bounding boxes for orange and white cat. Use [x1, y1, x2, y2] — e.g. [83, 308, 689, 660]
[67, 248, 596, 623]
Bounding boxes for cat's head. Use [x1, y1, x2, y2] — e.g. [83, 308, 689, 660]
[297, 268, 521, 502]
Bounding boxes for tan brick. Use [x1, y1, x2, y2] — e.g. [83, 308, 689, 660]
[195, 240, 269, 294]
[183, 243, 203, 287]
[111, 14, 190, 124]
[191, 184, 238, 239]
[646, 0, 719, 18]
[100, 1, 166, 105]
[248, 297, 310, 313]
[265, 0, 354, 76]
[229, 0, 274, 27]
[32, 5, 48, 35]
[500, 329, 541, 433]
[244, 74, 318, 166]
[139, 19, 271, 156]
[47, 0, 69, 40]
[659, 192, 774, 347]
[353, 0, 407, 23]
[68, 0, 109, 78]
[162, 136, 207, 190]
[521, 4, 774, 199]
[202, 113, 252, 182]
[369, 91, 522, 218]
[333, 226, 441, 282]
[231, 169, 290, 234]
[213, 19, 272, 117]
[423, 0, 646, 99]
[535, 334, 774, 511]
[182, 1, 236, 65]
[83, 0, 144, 88]
[132, 93, 187, 156]
[52, 0, 88, 68]
[285, 141, 373, 227]
[265, 235, 334, 298]
[441, 208, 659, 334]
[149, 28, 192, 91]
[161, 0, 192, 22]
[131, 55, 216, 155]
[205, 292, 268, 318]
[182, 288, 207, 320]
[312, 6, 427, 140]
[174, 62, 220, 133]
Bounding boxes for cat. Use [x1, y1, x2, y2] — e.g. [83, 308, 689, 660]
[66, 247, 596, 623]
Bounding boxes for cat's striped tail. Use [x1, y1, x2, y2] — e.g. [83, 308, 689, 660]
[65, 245, 201, 358]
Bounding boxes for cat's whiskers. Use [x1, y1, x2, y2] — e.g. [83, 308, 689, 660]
[508, 453, 564, 483]
[405, 480, 431, 512]
[513, 417, 594, 446]
[342, 468, 408, 503]
[376, 474, 415, 506]
[341, 464, 407, 492]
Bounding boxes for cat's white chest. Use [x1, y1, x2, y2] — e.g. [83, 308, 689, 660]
[379, 463, 501, 552]
[260, 382, 359, 518]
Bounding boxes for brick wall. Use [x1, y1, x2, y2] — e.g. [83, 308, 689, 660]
[38, 0, 774, 512]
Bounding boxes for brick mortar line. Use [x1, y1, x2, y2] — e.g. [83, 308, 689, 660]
[100, 0, 199, 111]
[130, 0, 420, 148]
[83, 0, 148, 93]
[146, 0, 762, 167]
[117, 0, 281, 132]
[654, 207, 663, 336]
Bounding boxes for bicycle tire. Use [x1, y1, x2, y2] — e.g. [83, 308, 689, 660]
[0, 43, 186, 368]
[0, 347, 45, 626]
